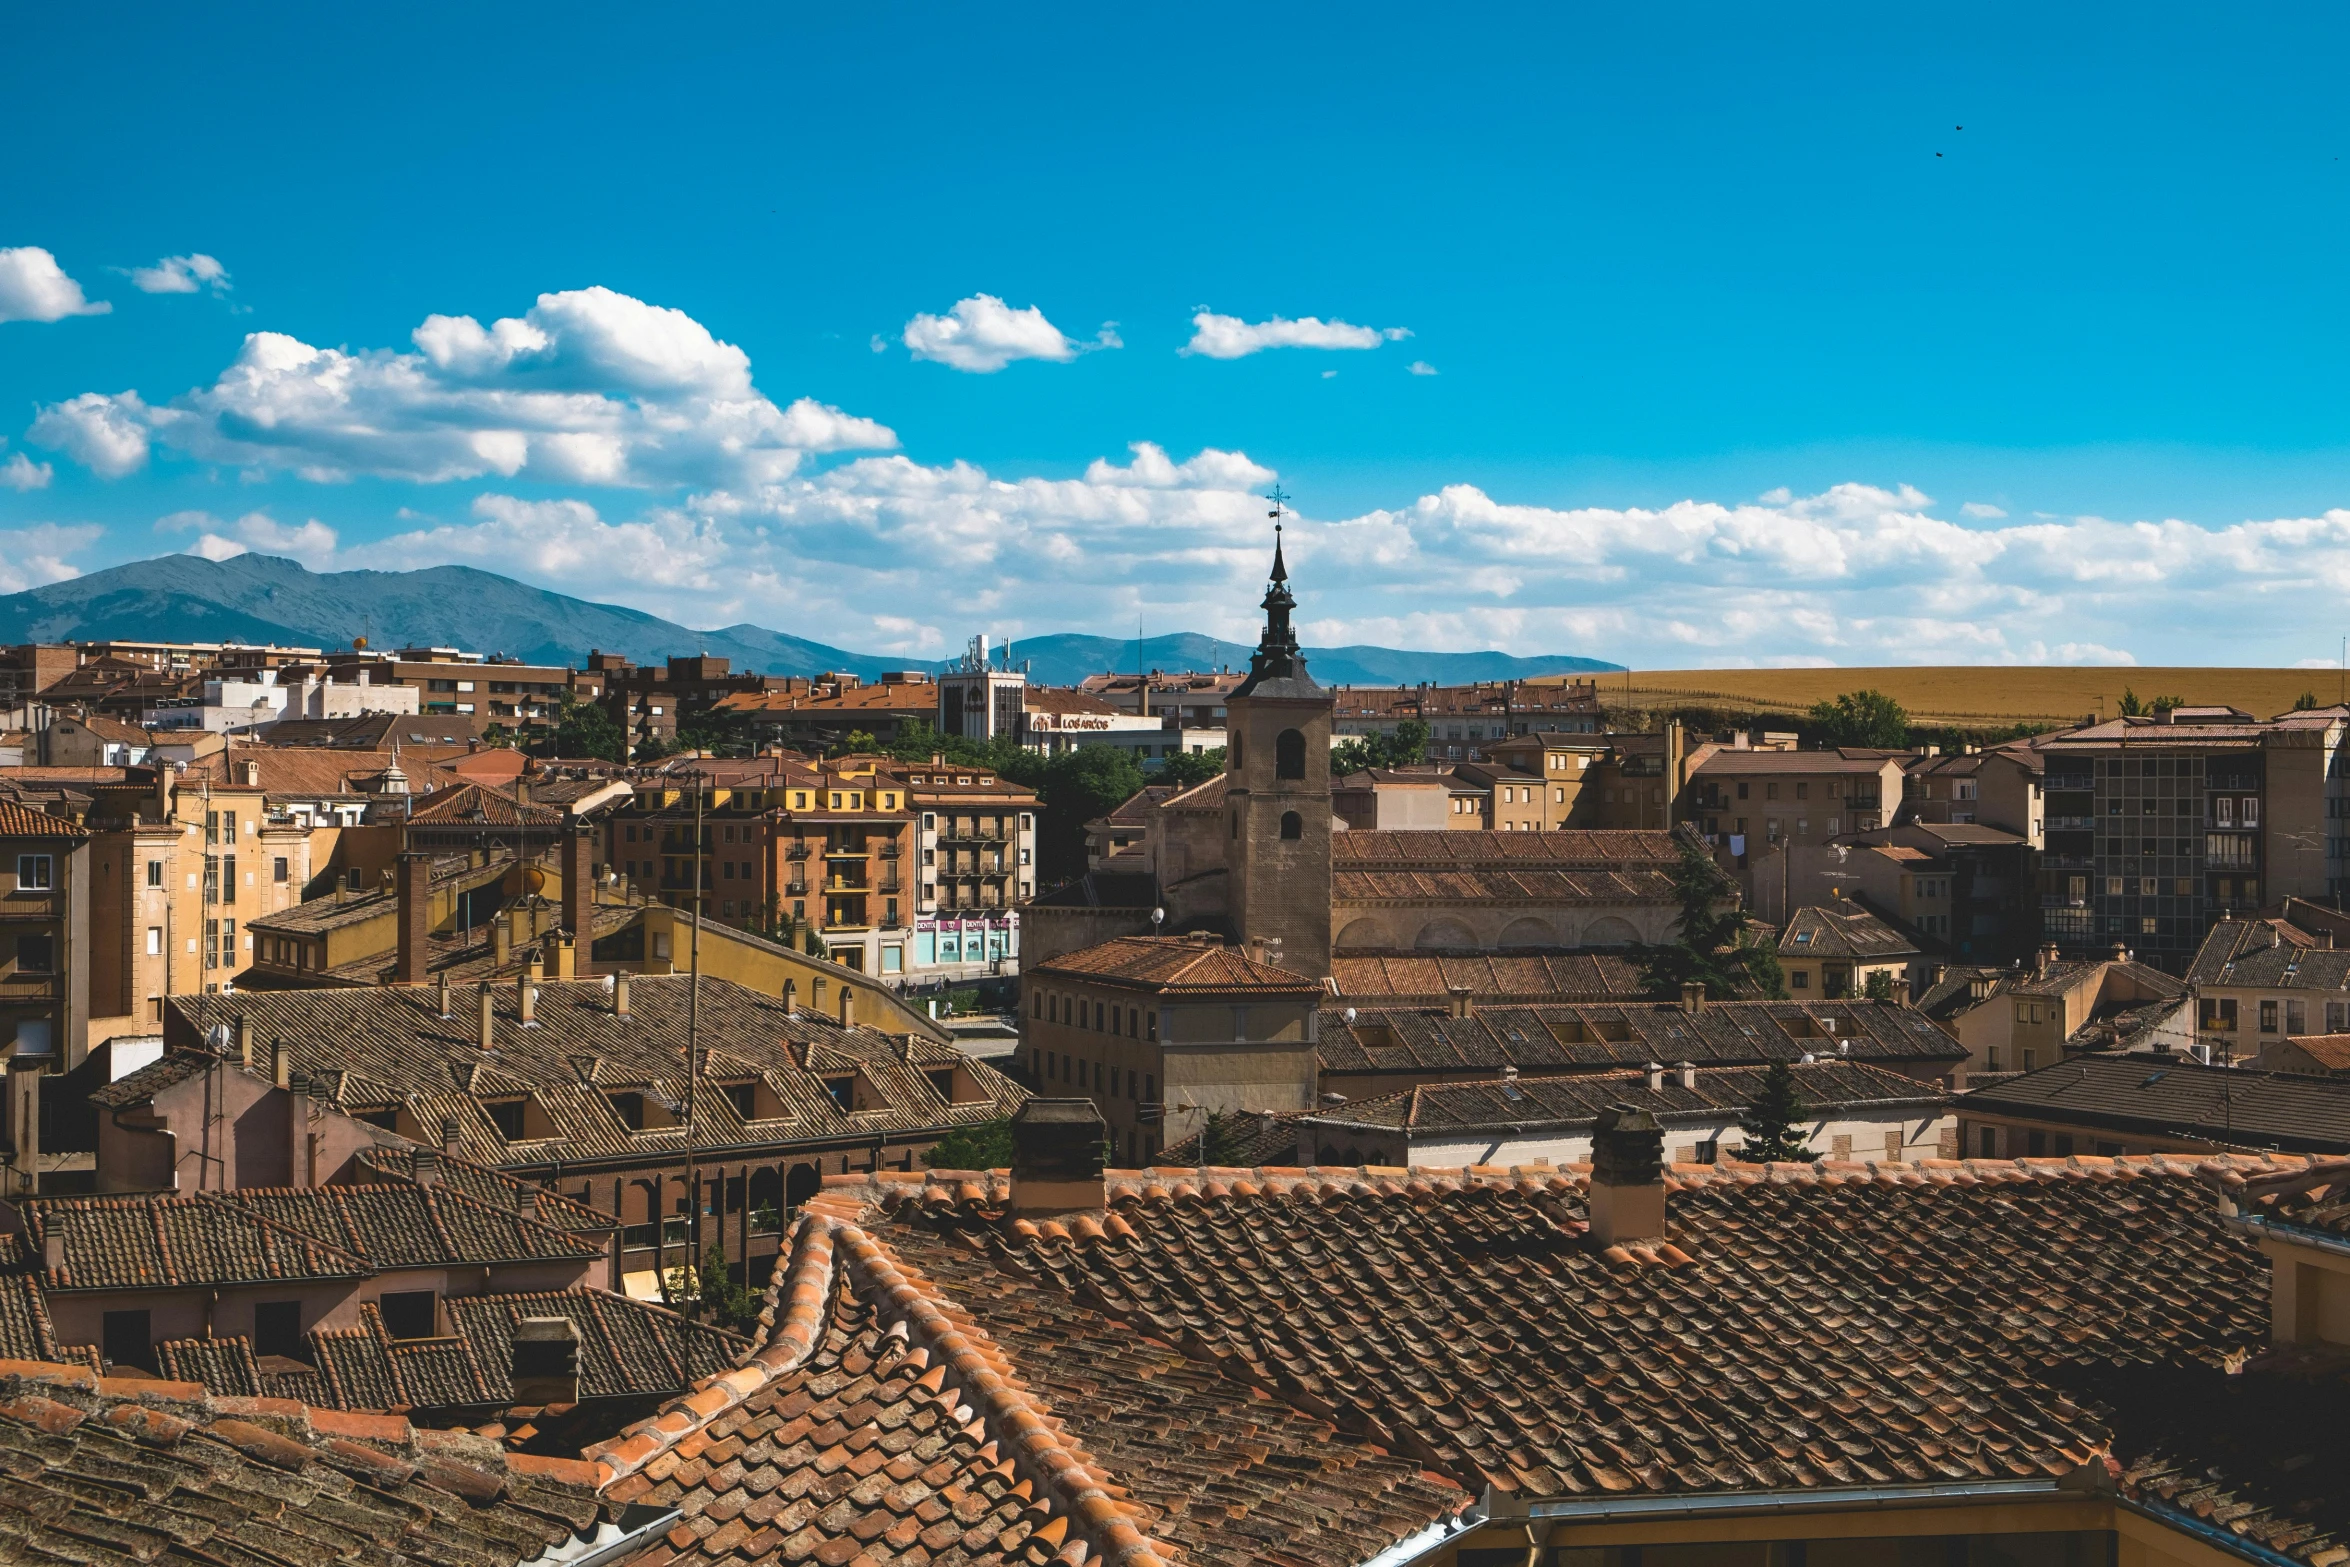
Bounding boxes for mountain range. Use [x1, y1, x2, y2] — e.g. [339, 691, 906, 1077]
[0, 553, 1622, 687]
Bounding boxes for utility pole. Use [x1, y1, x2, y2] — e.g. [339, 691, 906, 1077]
[682, 777, 706, 1314]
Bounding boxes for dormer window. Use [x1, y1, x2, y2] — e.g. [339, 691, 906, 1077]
[481, 1095, 552, 1141]
[606, 1090, 675, 1130]
[820, 1074, 858, 1113]
[719, 1078, 785, 1120]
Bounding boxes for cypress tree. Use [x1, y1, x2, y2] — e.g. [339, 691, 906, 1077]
[1737, 1060, 1816, 1163]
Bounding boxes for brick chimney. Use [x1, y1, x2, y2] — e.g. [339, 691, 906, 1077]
[1447, 985, 1475, 1020]
[563, 828, 596, 979]
[613, 971, 630, 1018]
[1008, 1098, 1107, 1216]
[511, 1316, 580, 1405]
[1677, 1061, 1696, 1090]
[1680, 981, 1706, 1015]
[1645, 1061, 1665, 1092]
[1588, 1104, 1666, 1247]
[41, 1224, 63, 1275]
[269, 1036, 291, 1090]
[440, 1115, 461, 1155]
[236, 1014, 254, 1071]
[437, 971, 452, 1020]
[838, 988, 855, 1029]
[286, 1072, 313, 1188]
[517, 976, 537, 1027]
[411, 1147, 441, 1187]
[478, 984, 495, 1051]
[396, 852, 431, 985]
[493, 917, 511, 968]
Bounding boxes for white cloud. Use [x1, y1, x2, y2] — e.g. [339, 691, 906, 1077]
[39, 285, 896, 487]
[157, 509, 340, 567]
[1181, 310, 1409, 359]
[1961, 501, 2007, 519]
[1408, 361, 1438, 376]
[0, 248, 109, 323]
[126, 254, 231, 295]
[901, 294, 1118, 373]
[0, 524, 100, 593]
[0, 444, 51, 491]
[29, 392, 151, 477]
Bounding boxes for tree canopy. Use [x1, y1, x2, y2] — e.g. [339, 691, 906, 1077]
[1806, 689, 1908, 749]
[924, 1117, 1016, 1171]
[1736, 1060, 1816, 1163]
[1330, 718, 1432, 776]
[1636, 829, 1786, 1000]
[547, 693, 624, 762]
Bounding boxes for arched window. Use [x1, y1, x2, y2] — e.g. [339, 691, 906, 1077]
[1280, 810, 1303, 840]
[1275, 729, 1307, 779]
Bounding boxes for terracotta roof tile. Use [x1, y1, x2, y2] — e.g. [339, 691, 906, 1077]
[1331, 950, 1646, 1003]
[1032, 936, 1323, 994]
[1965, 1056, 2350, 1154]
[1778, 903, 1920, 960]
[0, 798, 90, 839]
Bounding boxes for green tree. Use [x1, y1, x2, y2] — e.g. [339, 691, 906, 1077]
[2115, 687, 2184, 718]
[925, 1117, 1017, 1170]
[1153, 746, 1226, 790]
[676, 709, 747, 757]
[548, 693, 624, 762]
[1862, 968, 1900, 1002]
[1806, 689, 1908, 749]
[691, 1243, 762, 1333]
[1736, 1061, 1817, 1163]
[829, 728, 881, 757]
[1636, 830, 1786, 999]
[1331, 718, 1433, 776]
[1026, 745, 1147, 885]
[2296, 691, 2320, 711]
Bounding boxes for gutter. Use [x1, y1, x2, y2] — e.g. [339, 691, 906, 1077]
[518, 1505, 682, 1567]
[2120, 1497, 2313, 1567]
[1515, 1478, 2068, 1522]
[2225, 1210, 2350, 1261]
[1356, 1503, 1489, 1567]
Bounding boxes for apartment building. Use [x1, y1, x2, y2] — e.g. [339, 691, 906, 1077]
[608, 758, 916, 976]
[708, 675, 932, 752]
[1076, 670, 1242, 732]
[2035, 704, 2347, 968]
[323, 646, 593, 729]
[1685, 746, 1904, 853]
[0, 801, 90, 1087]
[1327, 678, 1603, 761]
[904, 762, 1037, 980]
[2185, 913, 2350, 1067]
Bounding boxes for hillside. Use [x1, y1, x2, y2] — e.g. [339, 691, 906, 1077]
[1559, 666, 2349, 730]
[0, 553, 1623, 685]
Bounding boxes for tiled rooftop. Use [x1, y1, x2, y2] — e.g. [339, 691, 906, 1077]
[0, 797, 89, 838]
[212, 1182, 607, 1271]
[167, 978, 1026, 1169]
[1312, 1059, 1947, 1135]
[21, 1193, 374, 1292]
[1330, 949, 1646, 1002]
[0, 1361, 611, 1566]
[596, 1150, 2335, 1566]
[1963, 1055, 2350, 1154]
[1030, 935, 1323, 994]
[2188, 916, 2350, 990]
[1319, 998, 1966, 1077]
[1777, 903, 1920, 960]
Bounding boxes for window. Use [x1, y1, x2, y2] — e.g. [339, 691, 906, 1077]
[608, 1091, 647, 1130]
[221, 855, 236, 904]
[822, 1075, 855, 1113]
[483, 1099, 527, 1140]
[253, 1301, 304, 1361]
[1279, 810, 1303, 840]
[722, 1081, 758, 1118]
[1790, 969, 1809, 989]
[378, 1290, 437, 1340]
[2287, 1000, 2307, 1036]
[145, 860, 162, 888]
[15, 935, 54, 974]
[1766, 782, 1779, 801]
[1275, 729, 1307, 780]
[1737, 782, 1749, 800]
[145, 926, 161, 956]
[102, 1310, 153, 1371]
[2260, 1000, 2279, 1033]
[2243, 797, 2261, 827]
[14, 855, 51, 891]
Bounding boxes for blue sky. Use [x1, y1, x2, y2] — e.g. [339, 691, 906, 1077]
[5, 2, 2350, 668]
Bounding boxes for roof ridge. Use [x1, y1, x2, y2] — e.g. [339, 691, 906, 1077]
[587, 1209, 1173, 1567]
[828, 1150, 2330, 1213]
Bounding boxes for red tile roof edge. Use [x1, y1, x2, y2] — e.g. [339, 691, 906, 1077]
[828, 1149, 2330, 1216]
[584, 1205, 1176, 1567]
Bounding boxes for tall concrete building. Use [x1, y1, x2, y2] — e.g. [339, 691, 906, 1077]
[1223, 533, 1336, 979]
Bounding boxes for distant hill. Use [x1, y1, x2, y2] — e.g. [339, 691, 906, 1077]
[0, 553, 1622, 686]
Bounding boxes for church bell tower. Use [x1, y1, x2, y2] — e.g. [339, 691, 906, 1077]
[1224, 501, 1335, 978]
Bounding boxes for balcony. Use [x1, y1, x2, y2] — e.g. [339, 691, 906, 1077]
[785, 880, 807, 897]
[786, 843, 812, 861]
[2047, 816, 2096, 832]
[825, 874, 870, 893]
[877, 841, 901, 860]
[825, 845, 869, 860]
[878, 874, 903, 894]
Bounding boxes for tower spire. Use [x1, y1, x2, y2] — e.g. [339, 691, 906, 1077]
[1232, 487, 1319, 698]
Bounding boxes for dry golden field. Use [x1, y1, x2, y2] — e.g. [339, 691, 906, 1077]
[1536, 666, 2348, 731]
